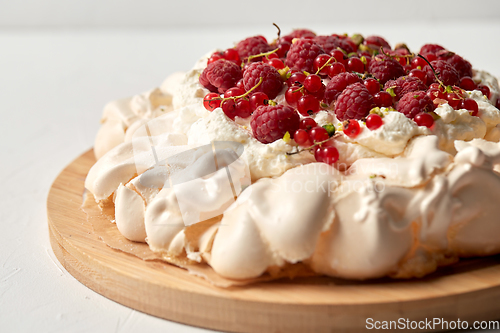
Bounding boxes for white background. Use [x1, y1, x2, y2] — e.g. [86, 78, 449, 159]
[1, 0, 500, 332]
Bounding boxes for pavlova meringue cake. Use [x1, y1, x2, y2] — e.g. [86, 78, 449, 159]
[85, 28, 500, 281]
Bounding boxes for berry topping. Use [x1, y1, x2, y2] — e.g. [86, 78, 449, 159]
[299, 117, 318, 131]
[243, 62, 283, 99]
[297, 95, 320, 116]
[281, 29, 316, 43]
[304, 74, 323, 93]
[294, 129, 311, 146]
[199, 59, 243, 93]
[236, 36, 272, 62]
[364, 78, 381, 94]
[447, 54, 473, 78]
[459, 76, 477, 91]
[313, 35, 354, 54]
[315, 146, 339, 165]
[384, 76, 428, 101]
[477, 84, 491, 99]
[363, 35, 391, 51]
[343, 119, 362, 138]
[324, 72, 363, 105]
[425, 60, 460, 86]
[459, 98, 479, 116]
[419, 44, 446, 58]
[285, 39, 326, 73]
[373, 91, 393, 107]
[397, 90, 435, 119]
[335, 82, 375, 121]
[414, 113, 435, 128]
[368, 55, 405, 84]
[250, 105, 300, 144]
[309, 126, 330, 143]
[366, 113, 383, 130]
[249, 92, 269, 110]
[203, 92, 221, 111]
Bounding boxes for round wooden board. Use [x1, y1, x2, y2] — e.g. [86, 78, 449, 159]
[48, 149, 500, 332]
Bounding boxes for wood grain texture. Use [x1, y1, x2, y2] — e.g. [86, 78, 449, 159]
[47, 149, 500, 332]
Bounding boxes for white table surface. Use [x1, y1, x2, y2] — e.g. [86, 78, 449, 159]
[1, 21, 500, 332]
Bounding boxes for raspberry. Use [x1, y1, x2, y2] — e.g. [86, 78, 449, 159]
[236, 36, 272, 62]
[425, 60, 460, 86]
[250, 105, 300, 144]
[384, 76, 428, 101]
[368, 55, 405, 84]
[324, 72, 363, 105]
[313, 35, 354, 54]
[363, 36, 391, 50]
[334, 82, 375, 121]
[397, 90, 435, 118]
[199, 59, 242, 93]
[285, 39, 326, 73]
[419, 44, 446, 57]
[447, 54, 473, 78]
[243, 62, 283, 100]
[281, 29, 316, 43]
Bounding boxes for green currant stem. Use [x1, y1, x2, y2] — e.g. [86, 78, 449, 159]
[286, 134, 340, 156]
[208, 77, 264, 104]
[315, 57, 335, 75]
[247, 48, 279, 63]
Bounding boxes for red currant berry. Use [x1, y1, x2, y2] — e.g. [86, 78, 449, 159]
[373, 91, 393, 107]
[314, 54, 332, 75]
[249, 92, 268, 110]
[235, 99, 252, 118]
[285, 86, 304, 107]
[411, 57, 428, 70]
[299, 118, 318, 131]
[409, 69, 427, 84]
[347, 57, 365, 73]
[459, 76, 477, 91]
[310, 126, 329, 143]
[321, 146, 339, 165]
[297, 95, 320, 115]
[304, 74, 323, 93]
[478, 84, 491, 99]
[268, 58, 285, 70]
[314, 146, 324, 162]
[267, 53, 279, 60]
[287, 72, 307, 87]
[446, 92, 461, 109]
[207, 52, 223, 65]
[224, 87, 245, 98]
[203, 93, 221, 111]
[496, 98, 500, 110]
[294, 129, 311, 146]
[223, 48, 240, 64]
[343, 119, 361, 138]
[427, 88, 446, 101]
[364, 78, 380, 95]
[236, 79, 245, 91]
[221, 99, 237, 119]
[328, 62, 346, 77]
[459, 98, 479, 116]
[331, 49, 347, 65]
[366, 114, 383, 130]
[414, 113, 434, 128]
[277, 41, 291, 58]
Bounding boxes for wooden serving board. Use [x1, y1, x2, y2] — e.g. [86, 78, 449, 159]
[47, 149, 500, 332]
